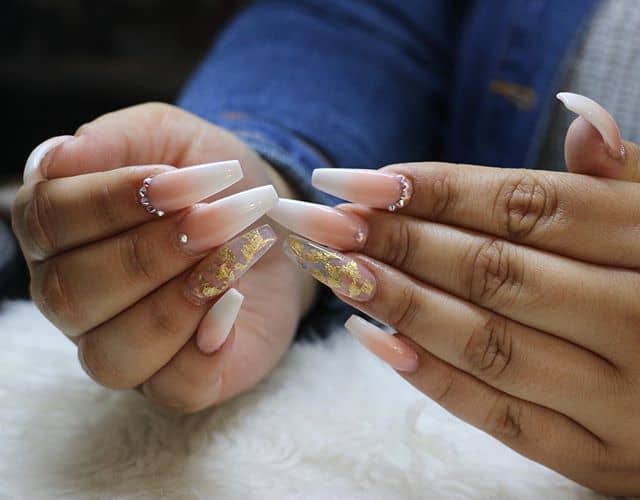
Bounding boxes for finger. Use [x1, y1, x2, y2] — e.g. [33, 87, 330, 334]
[340, 206, 637, 360]
[345, 318, 611, 494]
[34, 219, 277, 336]
[77, 227, 278, 389]
[559, 92, 640, 181]
[13, 161, 243, 261]
[282, 236, 618, 432]
[311, 163, 640, 268]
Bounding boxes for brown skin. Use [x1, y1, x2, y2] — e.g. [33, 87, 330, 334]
[12, 103, 316, 413]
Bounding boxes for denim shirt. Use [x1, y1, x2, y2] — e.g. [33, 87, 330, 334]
[178, 0, 600, 335]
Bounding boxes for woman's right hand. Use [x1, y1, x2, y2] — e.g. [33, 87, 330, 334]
[12, 103, 316, 413]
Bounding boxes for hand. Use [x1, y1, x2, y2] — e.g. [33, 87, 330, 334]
[271, 93, 640, 494]
[12, 103, 316, 413]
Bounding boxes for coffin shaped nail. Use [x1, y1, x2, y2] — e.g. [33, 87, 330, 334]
[197, 288, 244, 354]
[139, 160, 243, 216]
[557, 92, 624, 160]
[268, 198, 368, 250]
[177, 185, 278, 254]
[312, 168, 413, 212]
[345, 315, 418, 373]
[23, 135, 74, 185]
[282, 234, 375, 301]
[185, 224, 277, 304]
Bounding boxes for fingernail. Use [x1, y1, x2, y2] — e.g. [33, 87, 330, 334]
[557, 92, 625, 160]
[312, 168, 413, 212]
[185, 224, 277, 304]
[282, 234, 375, 301]
[23, 135, 75, 185]
[176, 185, 278, 254]
[197, 288, 244, 354]
[268, 198, 368, 250]
[139, 160, 243, 216]
[345, 315, 418, 373]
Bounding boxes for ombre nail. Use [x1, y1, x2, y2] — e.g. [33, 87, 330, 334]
[345, 315, 418, 373]
[139, 160, 243, 216]
[282, 234, 375, 301]
[268, 198, 368, 250]
[23, 136, 74, 185]
[312, 168, 413, 212]
[557, 92, 625, 160]
[176, 185, 278, 254]
[197, 288, 244, 354]
[185, 224, 277, 304]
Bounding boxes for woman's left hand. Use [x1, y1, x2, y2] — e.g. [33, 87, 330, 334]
[272, 94, 640, 494]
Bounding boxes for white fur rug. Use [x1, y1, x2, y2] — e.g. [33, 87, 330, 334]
[0, 300, 616, 499]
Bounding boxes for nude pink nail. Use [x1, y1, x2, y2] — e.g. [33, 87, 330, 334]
[23, 135, 74, 185]
[197, 288, 244, 354]
[345, 315, 418, 373]
[185, 224, 277, 304]
[312, 168, 413, 212]
[140, 160, 243, 215]
[557, 92, 625, 160]
[268, 198, 368, 250]
[176, 185, 278, 254]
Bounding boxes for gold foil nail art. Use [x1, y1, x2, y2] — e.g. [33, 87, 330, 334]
[283, 234, 376, 301]
[185, 225, 277, 304]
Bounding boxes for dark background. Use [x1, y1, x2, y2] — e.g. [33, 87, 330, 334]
[1, 0, 243, 299]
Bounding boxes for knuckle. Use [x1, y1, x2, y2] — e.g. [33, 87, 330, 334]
[146, 294, 185, 340]
[88, 179, 122, 231]
[381, 217, 417, 270]
[79, 336, 126, 389]
[22, 184, 57, 258]
[118, 231, 158, 285]
[32, 260, 81, 330]
[466, 238, 524, 309]
[433, 366, 458, 405]
[496, 172, 559, 242]
[483, 394, 523, 440]
[428, 170, 456, 219]
[387, 283, 422, 332]
[463, 315, 513, 381]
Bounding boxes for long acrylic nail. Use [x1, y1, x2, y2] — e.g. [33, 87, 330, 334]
[139, 160, 243, 215]
[282, 234, 375, 301]
[176, 185, 278, 254]
[185, 224, 277, 304]
[23, 135, 74, 185]
[312, 168, 413, 212]
[197, 288, 244, 354]
[345, 315, 418, 372]
[557, 92, 624, 160]
[268, 198, 368, 250]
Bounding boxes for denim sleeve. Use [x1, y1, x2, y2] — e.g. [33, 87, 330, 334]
[178, 0, 468, 336]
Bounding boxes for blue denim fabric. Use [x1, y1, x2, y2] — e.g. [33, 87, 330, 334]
[178, 0, 600, 336]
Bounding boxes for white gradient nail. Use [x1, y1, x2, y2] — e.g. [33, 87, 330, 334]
[557, 92, 624, 160]
[141, 160, 243, 214]
[177, 185, 278, 254]
[345, 315, 418, 372]
[23, 136, 74, 185]
[268, 198, 368, 250]
[197, 288, 244, 354]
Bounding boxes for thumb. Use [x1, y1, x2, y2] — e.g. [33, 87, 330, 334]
[559, 92, 640, 181]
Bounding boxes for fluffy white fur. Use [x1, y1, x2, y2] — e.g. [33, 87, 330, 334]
[0, 301, 613, 499]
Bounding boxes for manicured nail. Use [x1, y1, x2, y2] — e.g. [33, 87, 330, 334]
[557, 92, 624, 160]
[197, 288, 244, 354]
[176, 185, 278, 254]
[268, 198, 368, 250]
[185, 224, 277, 304]
[23, 135, 74, 185]
[312, 168, 413, 212]
[345, 315, 419, 373]
[282, 234, 375, 301]
[138, 160, 243, 216]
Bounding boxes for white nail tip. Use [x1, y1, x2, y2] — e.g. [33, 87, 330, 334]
[197, 288, 244, 354]
[557, 92, 621, 155]
[23, 135, 74, 185]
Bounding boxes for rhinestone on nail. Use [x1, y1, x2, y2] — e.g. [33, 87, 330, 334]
[355, 229, 366, 244]
[137, 176, 165, 217]
[178, 233, 189, 245]
[387, 175, 413, 213]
